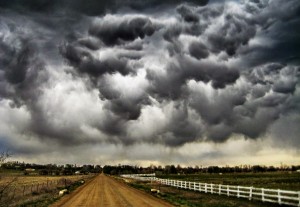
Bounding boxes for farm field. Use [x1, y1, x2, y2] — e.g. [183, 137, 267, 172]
[125, 172, 300, 207]
[0, 172, 95, 207]
[0, 174, 91, 186]
[157, 172, 300, 191]
[129, 180, 284, 207]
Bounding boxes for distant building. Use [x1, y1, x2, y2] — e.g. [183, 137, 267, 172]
[25, 168, 35, 172]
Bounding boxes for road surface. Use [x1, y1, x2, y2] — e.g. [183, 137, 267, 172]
[51, 174, 173, 207]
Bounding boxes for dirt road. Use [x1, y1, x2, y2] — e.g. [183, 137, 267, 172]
[51, 174, 173, 207]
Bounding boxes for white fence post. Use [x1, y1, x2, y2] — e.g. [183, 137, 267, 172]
[211, 184, 213, 194]
[237, 186, 240, 198]
[219, 185, 221, 195]
[278, 189, 281, 205]
[298, 191, 300, 207]
[194, 182, 196, 191]
[205, 183, 207, 193]
[249, 187, 253, 200]
[262, 188, 265, 202]
[227, 185, 229, 196]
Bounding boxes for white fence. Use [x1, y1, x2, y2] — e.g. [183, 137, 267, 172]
[121, 174, 300, 207]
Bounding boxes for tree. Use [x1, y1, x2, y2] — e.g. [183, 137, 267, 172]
[165, 165, 177, 174]
[252, 165, 266, 173]
[0, 150, 17, 206]
[0, 151, 10, 165]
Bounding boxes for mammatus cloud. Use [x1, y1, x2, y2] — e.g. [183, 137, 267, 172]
[0, 0, 300, 164]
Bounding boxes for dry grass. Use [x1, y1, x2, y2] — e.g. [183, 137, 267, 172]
[0, 173, 95, 207]
[0, 174, 89, 187]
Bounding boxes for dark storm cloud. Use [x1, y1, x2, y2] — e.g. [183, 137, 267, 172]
[0, 0, 300, 151]
[0, 0, 210, 16]
[77, 37, 103, 51]
[247, 63, 298, 95]
[189, 41, 209, 60]
[4, 41, 36, 85]
[115, 0, 209, 10]
[0, 33, 45, 107]
[0, 0, 59, 12]
[162, 101, 203, 146]
[0, 33, 79, 144]
[89, 17, 156, 46]
[60, 43, 133, 77]
[98, 79, 150, 120]
[0, 6, 95, 145]
[238, 0, 300, 66]
[207, 14, 257, 56]
[163, 3, 224, 42]
[177, 5, 199, 23]
[147, 56, 239, 100]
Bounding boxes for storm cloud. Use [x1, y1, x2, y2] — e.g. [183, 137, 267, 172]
[0, 0, 300, 164]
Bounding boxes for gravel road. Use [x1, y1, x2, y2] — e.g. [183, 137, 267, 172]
[51, 174, 173, 207]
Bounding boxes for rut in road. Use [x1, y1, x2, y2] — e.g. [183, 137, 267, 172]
[51, 174, 174, 207]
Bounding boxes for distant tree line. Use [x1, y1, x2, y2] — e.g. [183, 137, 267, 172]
[102, 164, 300, 175]
[2, 161, 300, 176]
[1, 161, 102, 175]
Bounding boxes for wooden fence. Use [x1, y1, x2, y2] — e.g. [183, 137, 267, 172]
[0, 175, 92, 205]
[122, 174, 300, 207]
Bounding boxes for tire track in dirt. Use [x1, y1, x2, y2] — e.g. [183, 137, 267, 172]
[109, 178, 155, 207]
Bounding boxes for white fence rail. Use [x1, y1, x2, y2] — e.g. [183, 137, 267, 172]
[121, 174, 300, 207]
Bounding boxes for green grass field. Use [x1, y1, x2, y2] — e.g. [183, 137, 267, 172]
[129, 180, 283, 207]
[125, 172, 300, 207]
[157, 172, 300, 191]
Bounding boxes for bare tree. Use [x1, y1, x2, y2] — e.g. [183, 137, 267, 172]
[0, 151, 10, 164]
[0, 150, 11, 177]
[0, 150, 16, 206]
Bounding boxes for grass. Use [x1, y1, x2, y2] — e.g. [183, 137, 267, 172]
[18, 194, 60, 207]
[157, 172, 300, 191]
[128, 180, 289, 207]
[0, 174, 89, 186]
[0, 173, 95, 207]
[124, 172, 300, 207]
[17, 179, 87, 207]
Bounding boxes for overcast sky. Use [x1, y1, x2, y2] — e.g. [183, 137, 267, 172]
[0, 0, 300, 166]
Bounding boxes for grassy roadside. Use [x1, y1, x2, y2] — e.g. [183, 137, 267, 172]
[18, 194, 60, 207]
[15, 175, 96, 207]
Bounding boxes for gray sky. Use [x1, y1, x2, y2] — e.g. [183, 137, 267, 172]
[0, 0, 300, 166]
